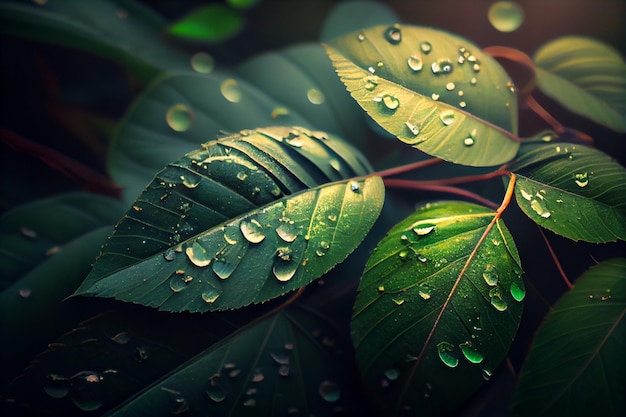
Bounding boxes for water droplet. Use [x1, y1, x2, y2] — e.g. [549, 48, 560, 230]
[135, 346, 149, 362]
[482, 264, 499, 286]
[439, 110, 455, 126]
[273, 249, 298, 282]
[574, 172, 589, 187]
[417, 254, 427, 263]
[463, 137, 474, 146]
[398, 250, 410, 261]
[307, 88, 325, 105]
[431, 93, 440, 100]
[431, 59, 453, 75]
[212, 256, 236, 279]
[350, 181, 361, 193]
[206, 377, 226, 402]
[420, 42, 432, 54]
[357, 32, 366, 41]
[437, 341, 459, 368]
[488, 1, 524, 32]
[319, 380, 341, 402]
[459, 342, 484, 364]
[482, 368, 493, 380]
[278, 365, 290, 377]
[384, 368, 399, 381]
[407, 55, 423, 72]
[384, 25, 402, 44]
[240, 219, 265, 243]
[520, 189, 532, 201]
[243, 398, 256, 407]
[510, 281, 526, 301]
[220, 78, 242, 103]
[472, 63, 481, 72]
[489, 287, 508, 311]
[166, 104, 194, 132]
[111, 332, 130, 345]
[382, 94, 400, 111]
[236, 171, 248, 181]
[201, 286, 221, 304]
[163, 248, 176, 261]
[169, 275, 188, 293]
[170, 394, 189, 415]
[18, 288, 31, 298]
[181, 173, 201, 188]
[186, 242, 212, 267]
[315, 241, 331, 257]
[72, 398, 104, 412]
[507, 81, 517, 93]
[530, 199, 550, 218]
[446, 82, 456, 91]
[190, 52, 214, 74]
[418, 285, 431, 300]
[252, 370, 264, 382]
[405, 121, 420, 136]
[44, 374, 69, 398]
[413, 224, 435, 236]
[276, 223, 297, 243]
[470, 77, 478, 85]
[392, 298, 405, 306]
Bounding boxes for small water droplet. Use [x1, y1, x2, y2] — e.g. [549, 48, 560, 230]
[574, 172, 589, 187]
[459, 341, 484, 364]
[417, 254, 427, 263]
[437, 341, 459, 368]
[392, 298, 405, 306]
[181, 173, 201, 188]
[482, 264, 499, 286]
[166, 104, 194, 132]
[350, 181, 361, 193]
[169, 275, 188, 293]
[384, 25, 402, 44]
[384, 368, 399, 381]
[439, 110, 455, 126]
[236, 171, 248, 181]
[307, 88, 325, 105]
[530, 199, 550, 218]
[252, 370, 264, 382]
[407, 55, 423, 72]
[381, 94, 400, 111]
[18, 288, 31, 298]
[470, 77, 478, 85]
[190, 52, 214, 74]
[472, 63, 481, 72]
[431, 93, 440, 100]
[319, 380, 341, 402]
[221, 78, 242, 103]
[489, 287, 508, 311]
[463, 137, 474, 146]
[357, 32, 366, 41]
[507, 81, 517, 93]
[405, 121, 420, 136]
[243, 398, 256, 407]
[315, 241, 331, 257]
[186, 242, 212, 267]
[488, 1, 524, 32]
[135, 346, 149, 362]
[418, 285, 431, 300]
[510, 281, 526, 301]
[431, 59, 453, 75]
[44, 374, 69, 398]
[446, 82, 456, 91]
[163, 248, 177, 261]
[206, 376, 226, 402]
[520, 189, 532, 200]
[398, 250, 410, 261]
[420, 42, 432, 54]
[201, 287, 221, 303]
[240, 219, 265, 243]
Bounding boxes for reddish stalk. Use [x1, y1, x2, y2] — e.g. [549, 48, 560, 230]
[396, 174, 517, 410]
[415, 168, 509, 186]
[536, 226, 573, 289]
[375, 157, 443, 178]
[384, 178, 499, 210]
[482, 46, 537, 97]
[525, 95, 565, 134]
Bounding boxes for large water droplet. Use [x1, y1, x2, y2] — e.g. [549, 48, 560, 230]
[169, 275, 188, 292]
[510, 281, 526, 301]
[190, 52, 214, 74]
[439, 110, 455, 126]
[212, 255, 236, 279]
[319, 380, 341, 402]
[181, 173, 201, 188]
[459, 342, 484, 364]
[163, 248, 177, 261]
[202, 286, 221, 303]
[574, 172, 589, 187]
[166, 104, 194, 132]
[520, 189, 532, 201]
[482, 264, 499, 286]
[186, 242, 212, 267]
[221, 78, 242, 103]
[413, 224, 435, 236]
[72, 398, 104, 412]
[437, 341, 459, 368]
[488, 1, 524, 32]
[307, 88, 325, 105]
[273, 248, 298, 282]
[431, 59, 453, 75]
[44, 374, 69, 399]
[206, 377, 226, 402]
[407, 55, 423, 72]
[382, 94, 400, 111]
[384, 25, 402, 44]
[276, 223, 297, 243]
[530, 199, 551, 218]
[489, 287, 508, 311]
[240, 219, 265, 243]
[384, 368, 400, 381]
[420, 41, 432, 54]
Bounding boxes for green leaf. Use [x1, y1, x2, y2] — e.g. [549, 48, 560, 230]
[352, 201, 524, 416]
[510, 143, 626, 242]
[533, 36, 626, 132]
[0, 192, 124, 288]
[0, 0, 189, 81]
[104, 308, 359, 416]
[320, 1, 399, 42]
[511, 258, 626, 417]
[167, 5, 243, 42]
[324, 24, 520, 167]
[76, 128, 383, 312]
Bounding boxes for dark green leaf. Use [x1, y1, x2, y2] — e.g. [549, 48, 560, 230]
[167, 5, 243, 42]
[0, 0, 189, 81]
[511, 258, 626, 417]
[0, 192, 124, 288]
[76, 127, 383, 312]
[104, 308, 359, 416]
[324, 24, 520, 167]
[320, 1, 399, 42]
[352, 201, 524, 416]
[511, 143, 626, 242]
[533, 36, 626, 132]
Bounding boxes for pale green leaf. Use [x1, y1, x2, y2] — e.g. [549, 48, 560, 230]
[352, 201, 524, 416]
[534, 36, 626, 132]
[511, 143, 626, 242]
[167, 4, 243, 42]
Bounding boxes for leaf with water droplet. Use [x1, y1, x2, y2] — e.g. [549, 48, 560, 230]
[324, 24, 520, 167]
[511, 142, 626, 242]
[533, 36, 626, 133]
[511, 258, 626, 417]
[166, 4, 243, 42]
[352, 201, 523, 415]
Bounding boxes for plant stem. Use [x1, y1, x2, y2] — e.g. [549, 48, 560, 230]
[525, 95, 565, 133]
[536, 226, 573, 289]
[482, 46, 537, 97]
[375, 158, 443, 178]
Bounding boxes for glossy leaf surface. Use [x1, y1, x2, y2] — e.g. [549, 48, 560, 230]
[324, 24, 519, 167]
[0, 0, 188, 81]
[76, 128, 382, 312]
[167, 4, 243, 42]
[352, 201, 524, 416]
[511, 143, 626, 242]
[511, 258, 626, 417]
[320, 0, 399, 42]
[534, 36, 626, 132]
[104, 308, 358, 416]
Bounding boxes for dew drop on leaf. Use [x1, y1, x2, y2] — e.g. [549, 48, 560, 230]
[169, 275, 187, 292]
[384, 368, 399, 381]
[212, 258, 236, 279]
[206, 377, 227, 402]
[488, 1, 524, 32]
[398, 250, 410, 261]
[357, 32, 365, 42]
[439, 110, 455, 126]
[413, 224, 435, 236]
[482, 264, 499, 286]
[111, 332, 130, 345]
[417, 254, 427, 263]
[186, 242, 212, 267]
[446, 82, 456, 91]
[384, 25, 402, 44]
[520, 189, 532, 201]
[459, 342, 484, 364]
[276, 223, 298, 243]
[307, 88, 325, 105]
[431, 59, 453, 75]
[220, 78, 242, 103]
[407, 55, 423, 72]
[530, 199, 551, 218]
[382, 94, 400, 111]
[436, 341, 459, 368]
[489, 287, 508, 311]
[420, 41, 432, 54]
[163, 248, 177, 261]
[190, 52, 214, 74]
[273, 257, 297, 282]
[405, 121, 420, 136]
[44, 375, 69, 399]
[166, 104, 194, 132]
[202, 287, 221, 303]
[481, 368, 493, 381]
[350, 181, 360, 193]
[240, 219, 265, 243]
[510, 281, 526, 301]
[319, 380, 341, 402]
[574, 172, 589, 187]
